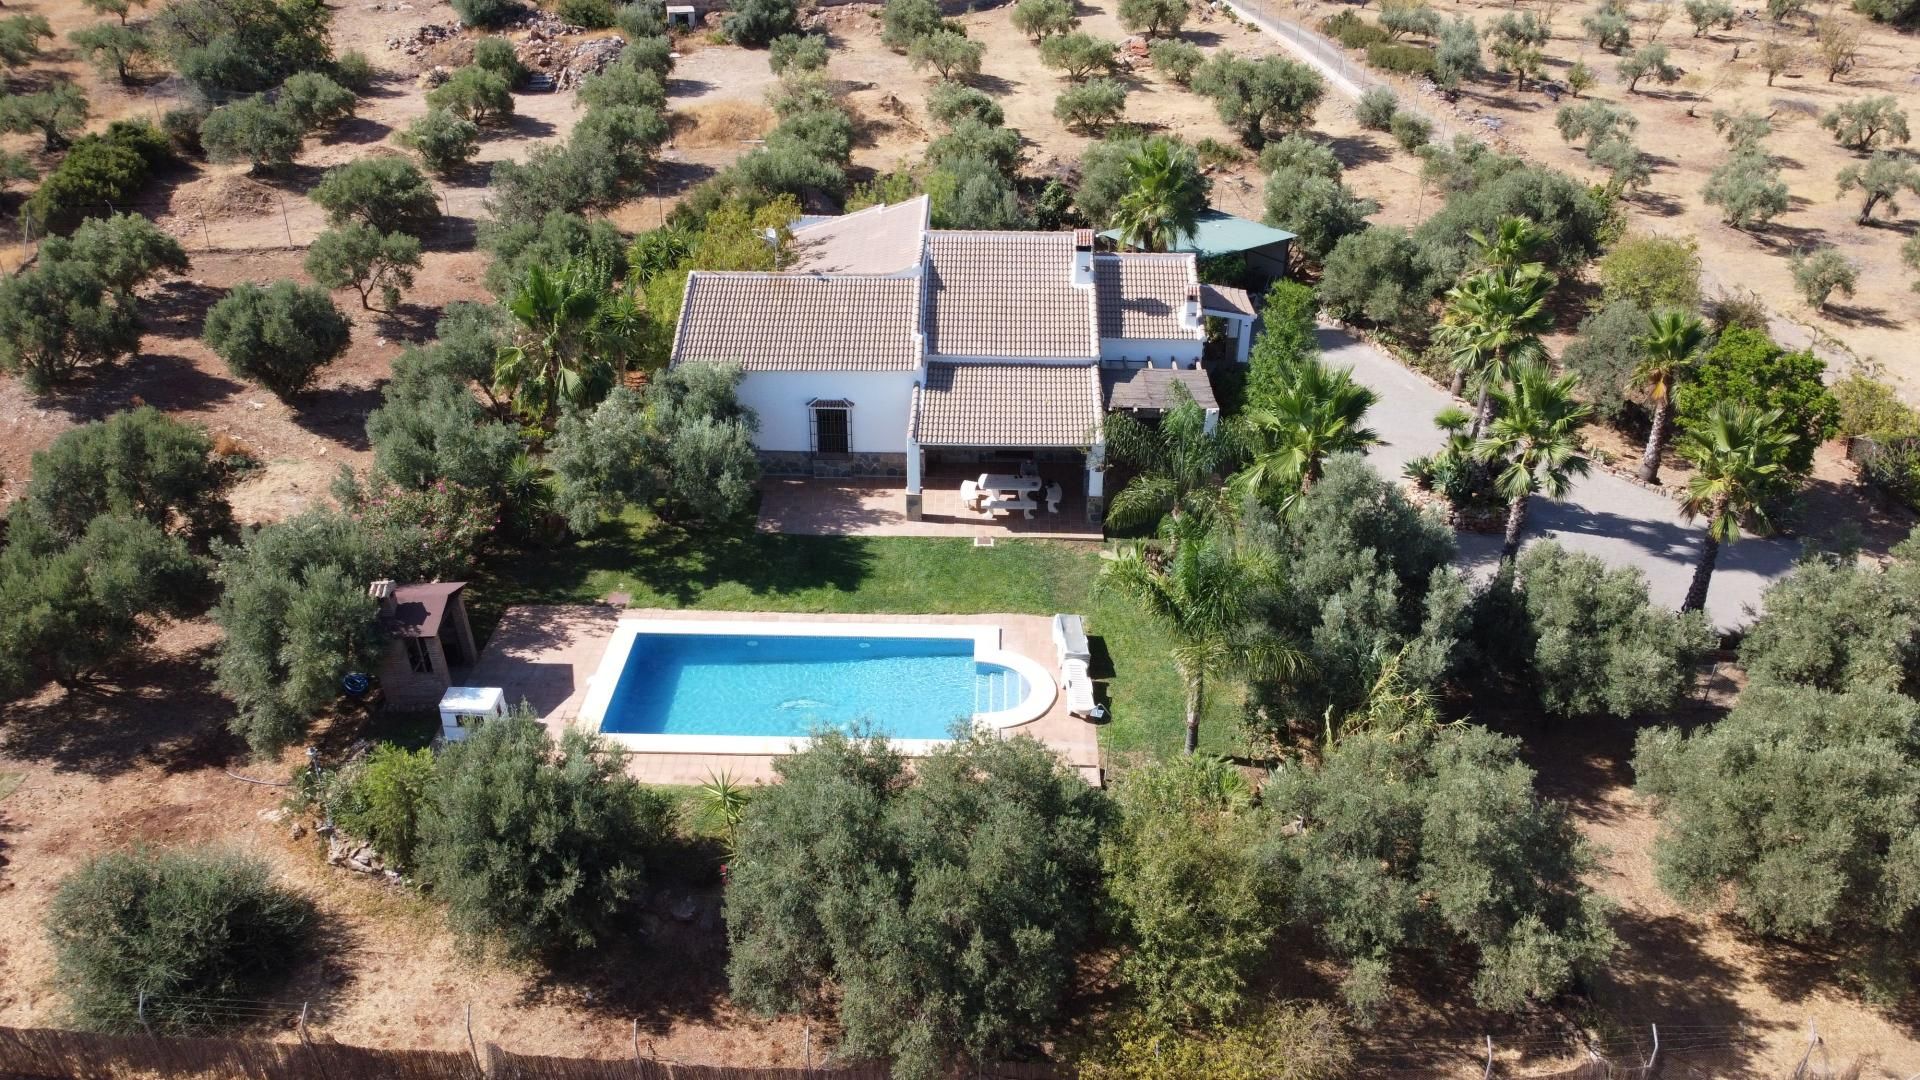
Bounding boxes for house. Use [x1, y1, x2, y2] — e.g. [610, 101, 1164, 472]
[369, 579, 479, 710]
[668, 197, 1255, 522]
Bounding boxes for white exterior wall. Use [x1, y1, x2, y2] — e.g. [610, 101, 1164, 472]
[1098, 338, 1206, 367]
[736, 370, 919, 453]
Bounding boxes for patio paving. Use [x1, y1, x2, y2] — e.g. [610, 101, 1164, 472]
[465, 604, 1106, 786]
[757, 473, 1102, 540]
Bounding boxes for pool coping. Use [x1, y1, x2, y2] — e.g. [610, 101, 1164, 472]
[576, 617, 1060, 756]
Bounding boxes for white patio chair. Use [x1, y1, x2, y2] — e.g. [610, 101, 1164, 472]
[1044, 482, 1063, 514]
[959, 479, 984, 512]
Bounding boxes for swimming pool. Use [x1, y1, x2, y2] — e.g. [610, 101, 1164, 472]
[578, 620, 1057, 755]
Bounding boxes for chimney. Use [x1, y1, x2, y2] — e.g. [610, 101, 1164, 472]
[1181, 284, 1202, 332]
[368, 579, 397, 615]
[1071, 228, 1095, 288]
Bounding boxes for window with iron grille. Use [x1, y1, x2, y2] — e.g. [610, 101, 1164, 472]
[809, 399, 852, 455]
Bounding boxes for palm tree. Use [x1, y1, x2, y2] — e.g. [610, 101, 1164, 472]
[1103, 387, 1237, 532]
[1110, 140, 1209, 253]
[1633, 310, 1708, 484]
[493, 262, 633, 427]
[1437, 266, 1553, 437]
[1099, 516, 1304, 754]
[1467, 215, 1546, 276]
[1675, 403, 1797, 614]
[1230, 358, 1380, 506]
[1475, 361, 1593, 561]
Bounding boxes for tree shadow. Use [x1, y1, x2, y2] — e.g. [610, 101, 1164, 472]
[1326, 132, 1392, 167]
[291, 382, 384, 451]
[0, 637, 243, 778]
[321, 115, 393, 146]
[1632, 188, 1687, 217]
[1822, 302, 1902, 329]
[42, 351, 248, 421]
[513, 874, 730, 1029]
[142, 279, 229, 339]
[499, 112, 558, 141]
[665, 76, 714, 96]
[1183, 29, 1226, 47]
[374, 301, 443, 343]
[967, 72, 1020, 95]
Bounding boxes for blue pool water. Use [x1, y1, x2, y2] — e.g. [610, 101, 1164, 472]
[601, 633, 1030, 740]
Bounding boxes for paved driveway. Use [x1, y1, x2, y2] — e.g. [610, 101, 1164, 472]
[1320, 328, 1800, 630]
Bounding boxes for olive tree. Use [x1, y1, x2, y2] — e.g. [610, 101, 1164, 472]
[202, 280, 351, 399]
[418, 711, 673, 955]
[311, 157, 441, 236]
[1820, 96, 1910, 152]
[1118, 0, 1185, 37]
[1836, 151, 1920, 224]
[22, 406, 229, 542]
[1703, 149, 1788, 229]
[1192, 53, 1325, 147]
[1789, 246, 1857, 310]
[726, 730, 1105, 1080]
[398, 108, 480, 175]
[199, 95, 302, 171]
[305, 223, 423, 310]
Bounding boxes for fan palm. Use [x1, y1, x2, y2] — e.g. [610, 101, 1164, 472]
[1474, 361, 1592, 561]
[1099, 516, 1305, 754]
[1633, 310, 1708, 484]
[1103, 388, 1238, 533]
[1437, 266, 1553, 437]
[1230, 358, 1380, 506]
[1675, 403, 1797, 614]
[1467, 215, 1546, 276]
[1109, 140, 1209, 253]
[493, 262, 633, 427]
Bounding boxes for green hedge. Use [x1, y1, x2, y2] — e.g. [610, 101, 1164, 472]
[1366, 41, 1436, 76]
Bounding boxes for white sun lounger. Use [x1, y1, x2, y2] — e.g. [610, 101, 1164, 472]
[1051, 614, 1090, 667]
[1060, 657, 1100, 719]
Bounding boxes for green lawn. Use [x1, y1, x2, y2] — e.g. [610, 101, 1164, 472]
[471, 514, 1243, 757]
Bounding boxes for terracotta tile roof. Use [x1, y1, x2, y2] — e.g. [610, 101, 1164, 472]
[924, 232, 1096, 359]
[911, 362, 1102, 448]
[1102, 366, 1219, 414]
[787, 196, 929, 276]
[1094, 254, 1199, 340]
[671, 272, 922, 372]
[1200, 283, 1256, 318]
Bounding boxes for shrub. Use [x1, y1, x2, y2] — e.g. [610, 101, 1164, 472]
[1012, 0, 1077, 39]
[1432, 15, 1481, 88]
[1356, 85, 1397, 130]
[927, 154, 1024, 228]
[277, 70, 355, 132]
[725, 0, 798, 46]
[1102, 757, 1269, 1024]
[614, 0, 664, 37]
[1118, 0, 1185, 37]
[927, 80, 1003, 127]
[927, 116, 1021, 173]
[1833, 369, 1920, 440]
[1366, 40, 1436, 76]
[420, 711, 672, 955]
[1389, 110, 1432, 150]
[305, 223, 423, 310]
[556, 0, 615, 26]
[1055, 78, 1128, 133]
[1245, 279, 1318, 410]
[1319, 9, 1388, 48]
[768, 32, 828, 73]
[22, 406, 226, 542]
[1263, 158, 1377, 262]
[727, 731, 1104, 1079]
[578, 62, 666, 111]
[1039, 30, 1116, 82]
[1263, 720, 1617, 1018]
[198, 95, 301, 171]
[202, 280, 352, 399]
[47, 847, 315, 1032]
[1740, 540, 1920, 696]
[470, 35, 526, 83]
[23, 124, 166, 235]
[1559, 299, 1648, 422]
[0, 259, 140, 392]
[399, 108, 480, 174]
[1598, 233, 1701, 312]
[311, 156, 440, 236]
[1077, 1004, 1353, 1080]
[1790, 246, 1858, 310]
[451, 0, 516, 26]
[1673, 327, 1838, 480]
[620, 33, 674, 78]
[333, 48, 376, 90]
[427, 64, 513, 124]
[329, 744, 436, 870]
[1147, 38, 1201, 84]
[1566, 60, 1595, 95]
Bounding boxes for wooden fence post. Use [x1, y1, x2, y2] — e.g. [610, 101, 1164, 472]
[298, 1002, 335, 1080]
[466, 1003, 484, 1078]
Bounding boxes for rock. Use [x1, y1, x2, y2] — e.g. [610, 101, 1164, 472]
[258, 807, 290, 824]
[289, 822, 307, 840]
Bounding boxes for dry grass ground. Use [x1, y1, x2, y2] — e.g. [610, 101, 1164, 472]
[1285, 0, 1920, 387]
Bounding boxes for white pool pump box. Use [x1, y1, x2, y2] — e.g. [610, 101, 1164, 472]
[438, 686, 506, 743]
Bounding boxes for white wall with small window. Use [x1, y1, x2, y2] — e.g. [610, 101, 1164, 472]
[734, 370, 917, 453]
